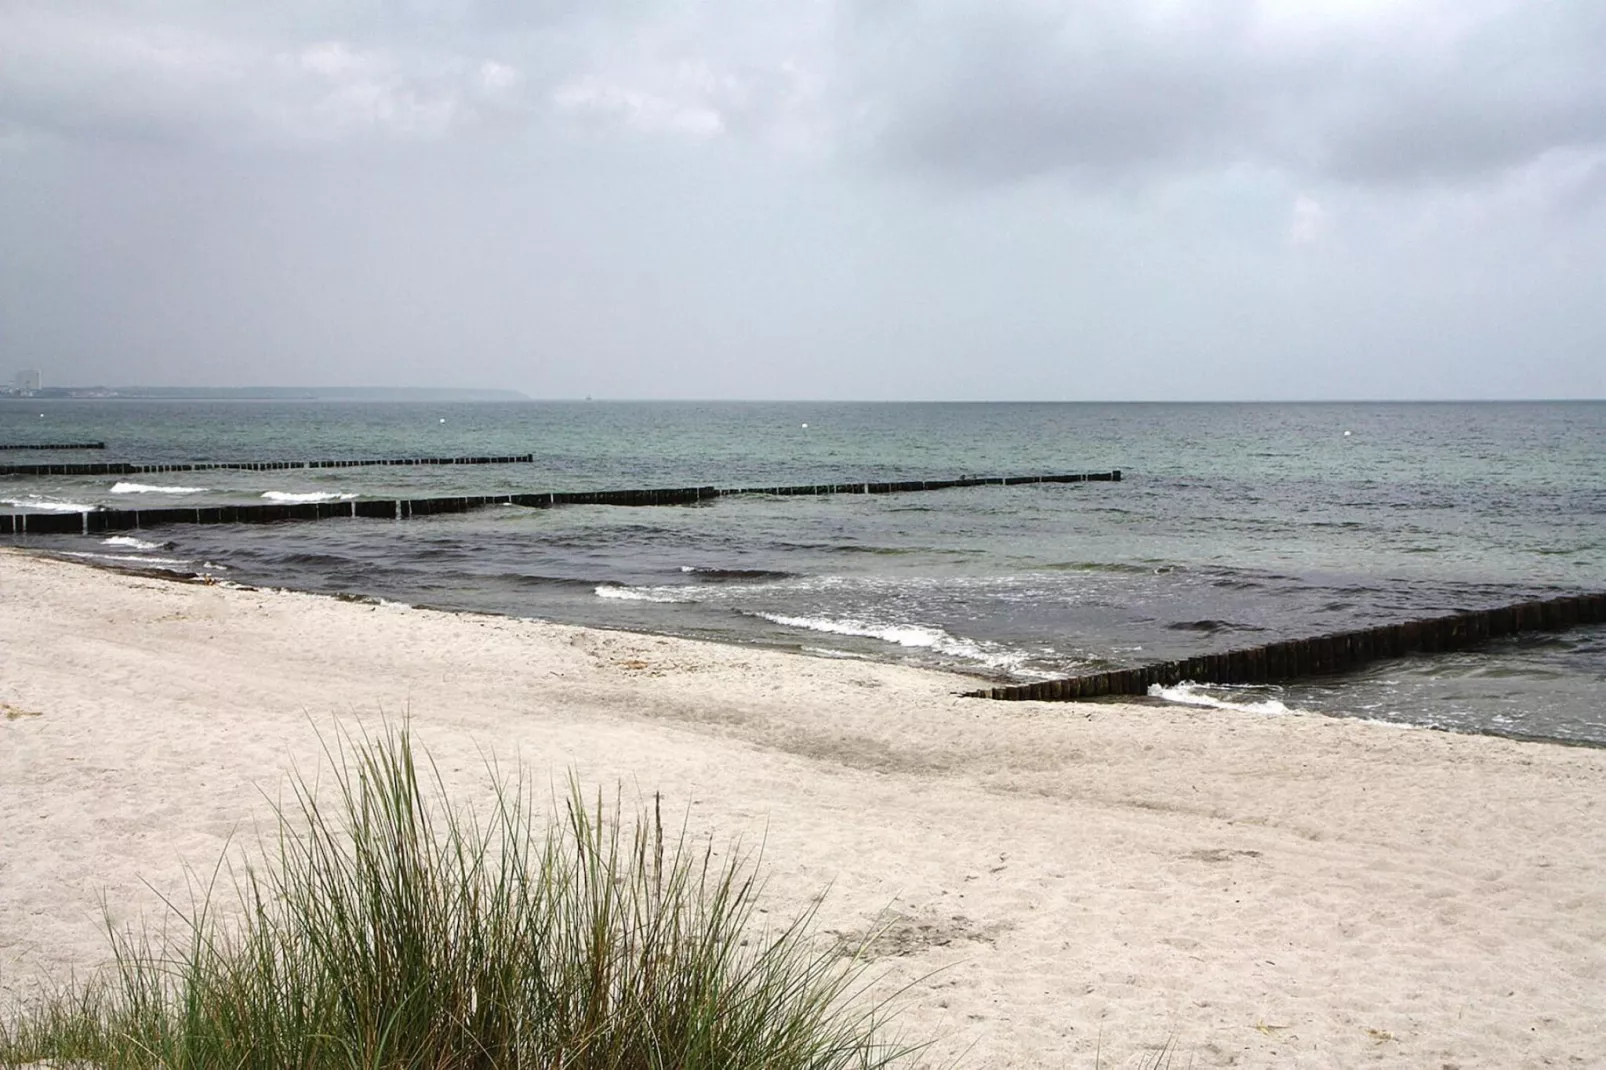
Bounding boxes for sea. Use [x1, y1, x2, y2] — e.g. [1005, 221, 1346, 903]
[3, 399, 1603, 746]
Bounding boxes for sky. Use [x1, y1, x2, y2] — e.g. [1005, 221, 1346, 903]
[2, 0, 1604, 401]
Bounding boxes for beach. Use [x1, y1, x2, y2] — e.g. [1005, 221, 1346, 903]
[2, 546, 1603, 1068]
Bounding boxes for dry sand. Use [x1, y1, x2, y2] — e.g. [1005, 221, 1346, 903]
[2, 546, 1603, 1068]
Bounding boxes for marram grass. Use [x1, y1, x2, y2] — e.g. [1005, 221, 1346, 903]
[1, 727, 917, 1070]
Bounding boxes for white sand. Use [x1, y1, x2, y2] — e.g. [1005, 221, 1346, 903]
[2, 547, 1603, 1068]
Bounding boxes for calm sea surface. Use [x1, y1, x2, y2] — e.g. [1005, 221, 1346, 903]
[4, 399, 1603, 744]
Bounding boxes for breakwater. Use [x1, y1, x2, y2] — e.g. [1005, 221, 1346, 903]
[0, 442, 107, 452]
[0, 454, 535, 477]
[966, 591, 1606, 700]
[726, 471, 1119, 495]
[0, 470, 1121, 535]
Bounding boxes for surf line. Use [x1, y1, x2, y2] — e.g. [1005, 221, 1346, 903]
[0, 454, 536, 477]
[965, 591, 1606, 700]
[0, 471, 1121, 536]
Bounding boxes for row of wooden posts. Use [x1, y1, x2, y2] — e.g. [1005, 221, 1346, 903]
[0, 442, 107, 452]
[0, 453, 536, 477]
[965, 591, 1606, 700]
[5, 462, 1599, 692]
[0, 470, 1121, 536]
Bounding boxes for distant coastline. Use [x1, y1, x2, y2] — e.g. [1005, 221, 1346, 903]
[2, 386, 529, 402]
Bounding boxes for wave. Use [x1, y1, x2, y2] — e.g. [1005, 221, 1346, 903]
[261, 491, 359, 503]
[800, 646, 875, 661]
[278, 551, 359, 568]
[1039, 560, 1171, 575]
[503, 573, 606, 591]
[1147, 682, 1307, 717]
[60, 551, 194, 568]
[678, 566, 798, 582]
[753, 612, 1029, 673]
[111, 482, 207, 495]
[1534, 545, 1595, 556]
[1164, 619, 1265, 634]
[594, 584, 689, 604]
[832, 544, 977, 557]
[778, 541, 960, 557]
[102, 535, 167, 551]
[1, 496, 94, 513]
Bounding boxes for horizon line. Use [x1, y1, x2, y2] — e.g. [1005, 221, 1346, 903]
[8, 392, 1603, 405]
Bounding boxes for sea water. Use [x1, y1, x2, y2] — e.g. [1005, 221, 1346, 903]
[4, 399, 1603, 744]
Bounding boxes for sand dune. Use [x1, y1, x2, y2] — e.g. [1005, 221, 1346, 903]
[2, 547, 1603, 1068]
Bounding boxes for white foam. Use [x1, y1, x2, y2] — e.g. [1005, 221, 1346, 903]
[111, 482, 207, 495]
[757, 612, 1029, 673]
[594, 585, 687, 603]
[61, 551, 194, 568]
[1, 496, 94, 513]
[761, 613, 949, 648]
[102, 535, 164, 551]
[800, 646, 874, 661]
[261, 491, 359, 503]
[1148, 681, 1304, 717]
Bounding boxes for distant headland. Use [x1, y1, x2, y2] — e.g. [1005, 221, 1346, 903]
[1, 384, 528, 402]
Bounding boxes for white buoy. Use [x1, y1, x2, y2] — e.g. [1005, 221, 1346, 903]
[1343, 430, 1352, 437]
[801, 423, 809, 429]
[439, 418, 446, 423]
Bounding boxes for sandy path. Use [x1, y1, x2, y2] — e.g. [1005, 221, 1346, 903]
[2, 547, 1603, 1068]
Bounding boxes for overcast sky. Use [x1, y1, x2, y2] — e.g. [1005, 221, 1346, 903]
[2, 0, 1604, 400]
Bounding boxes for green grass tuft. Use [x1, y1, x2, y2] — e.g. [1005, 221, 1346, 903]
[1, 726, 917, 1070]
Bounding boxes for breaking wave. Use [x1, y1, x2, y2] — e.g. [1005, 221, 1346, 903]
[1, 496, 93, 513]
[594, 584, 689, 604]
[261, 491, 360, 503]
[102, 535, 166, 551]
[111, 482, 207, 495]
[1147, 682, 1305, 716]
[753, 612, 1029, 673]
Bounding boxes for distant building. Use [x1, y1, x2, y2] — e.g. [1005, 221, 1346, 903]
[14, 369, 41, 394]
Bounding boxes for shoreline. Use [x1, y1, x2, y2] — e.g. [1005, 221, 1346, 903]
[33, 546, 1606, 753]
[4, 546, 1604, 1067]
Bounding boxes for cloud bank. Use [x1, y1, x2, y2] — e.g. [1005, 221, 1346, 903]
[2, 0, 1604, 399]
[8, 1, 1604, 185]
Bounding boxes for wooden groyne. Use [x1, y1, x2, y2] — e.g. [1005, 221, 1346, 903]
[0, 454, 535, 477]
[965, 591, 1606, 701]
[726, 471, 1120, 495]
[0, 488, 717, 535]
[0, 470, 1119, 536]
[0, 442, 107, 452]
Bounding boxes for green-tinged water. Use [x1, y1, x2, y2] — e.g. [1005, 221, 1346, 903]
[4, 399, 1603, 743]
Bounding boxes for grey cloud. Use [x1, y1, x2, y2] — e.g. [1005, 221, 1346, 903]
[0, 2, 563, 146]
[842, 1, 1277, 178]
[846, 1, 1606, 189]
[508, 6, 838, 167]
[1316, 7, 1606, 184]
[1, 0, 837, 154]
[9, 0, 1606, 190]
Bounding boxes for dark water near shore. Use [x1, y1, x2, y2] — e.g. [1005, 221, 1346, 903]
[4, 399, 1603, 744]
